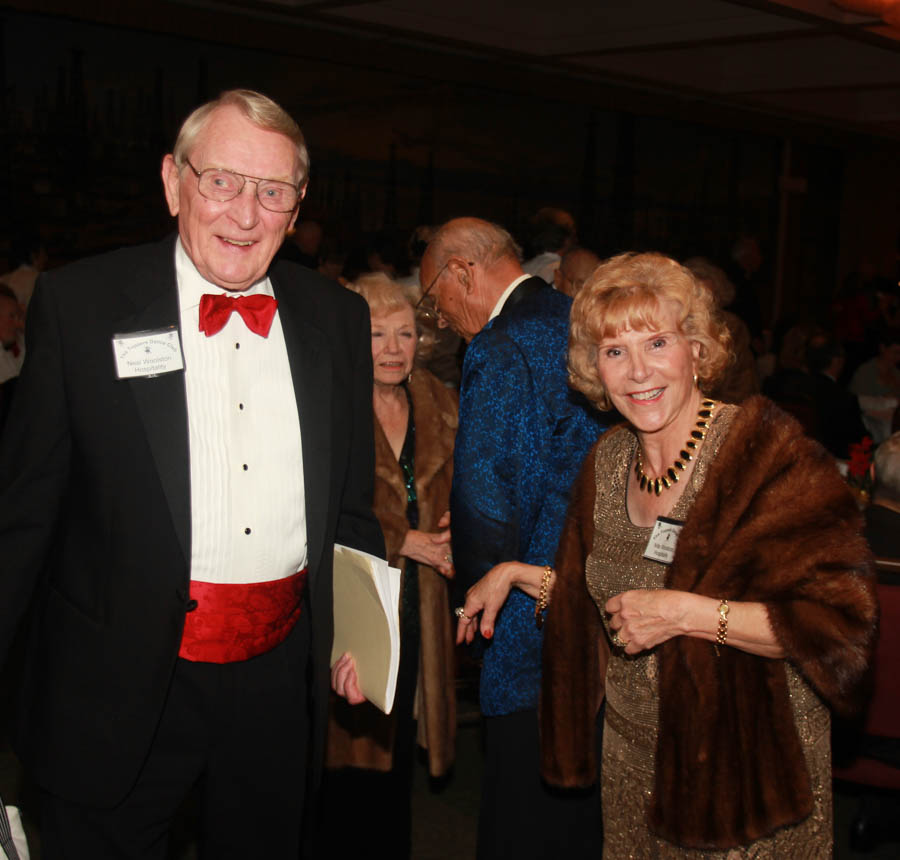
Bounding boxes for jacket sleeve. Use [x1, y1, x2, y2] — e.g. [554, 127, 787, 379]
[333, 296, 386, 561]
[540, 442, 608, 788]
[451, 329, 551, 592]
[0, 276, 71, 663]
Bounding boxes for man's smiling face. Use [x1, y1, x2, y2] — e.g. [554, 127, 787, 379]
[162, 105, 300, 291]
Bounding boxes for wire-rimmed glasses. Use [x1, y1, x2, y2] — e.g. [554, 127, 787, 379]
[184, 158, 301, 213]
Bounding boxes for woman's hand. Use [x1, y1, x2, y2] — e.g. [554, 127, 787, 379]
[331, 652, 365, 704]
[605, 590, 785, 658]
[455, 562, 552, 644]
[605, 588, 689, 654]
[400, 523, 454, 577]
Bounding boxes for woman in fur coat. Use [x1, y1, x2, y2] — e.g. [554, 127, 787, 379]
[322, 274, 457, 859]
[458, 253, 877, 857]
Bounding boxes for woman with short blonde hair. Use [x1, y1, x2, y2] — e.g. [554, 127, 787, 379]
[537, 251, 876, 857]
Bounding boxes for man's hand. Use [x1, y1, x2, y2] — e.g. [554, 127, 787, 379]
[331, 652, 365, 704]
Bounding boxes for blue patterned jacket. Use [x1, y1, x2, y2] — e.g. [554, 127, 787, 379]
[451, 278, 607, 715]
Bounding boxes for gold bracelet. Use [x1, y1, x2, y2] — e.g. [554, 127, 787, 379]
[535, 566, 553, 630]
[714, 599, 729, 656]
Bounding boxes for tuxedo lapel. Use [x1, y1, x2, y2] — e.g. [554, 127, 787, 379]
[117, 237, 191, 566]
[271, 272, 331, 587]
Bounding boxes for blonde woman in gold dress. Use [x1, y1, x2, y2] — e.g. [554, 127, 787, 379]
[463, 253, 878, 857]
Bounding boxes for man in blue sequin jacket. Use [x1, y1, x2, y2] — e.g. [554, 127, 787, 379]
[420, 218, 608, 859]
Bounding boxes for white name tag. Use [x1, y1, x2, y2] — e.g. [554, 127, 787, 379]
[643, 516, 684, 565]
[112, 327, 184, 379]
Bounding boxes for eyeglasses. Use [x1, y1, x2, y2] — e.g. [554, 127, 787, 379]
[415, 262, 449, 321]
[415, 259, 474, 321]
[184, 158, 301, 213]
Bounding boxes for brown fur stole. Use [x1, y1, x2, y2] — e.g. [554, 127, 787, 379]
[651, 396, 876, 848]
[541, 397, 877, 849]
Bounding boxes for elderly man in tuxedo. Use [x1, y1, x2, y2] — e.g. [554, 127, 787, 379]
[0, 89, 382, 859]
[418, 217, 607, 859]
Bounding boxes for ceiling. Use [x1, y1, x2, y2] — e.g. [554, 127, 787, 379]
[9, 0, 900, 142]
[201, 0, 900, 141]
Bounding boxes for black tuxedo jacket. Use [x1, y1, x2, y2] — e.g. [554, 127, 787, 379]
[0, 235, 384, 806]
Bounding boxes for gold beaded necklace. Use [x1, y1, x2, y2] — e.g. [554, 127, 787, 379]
[634, 398, 717, 496]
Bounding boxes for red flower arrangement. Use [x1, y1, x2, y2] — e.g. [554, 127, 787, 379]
[846, 435, 874, 504]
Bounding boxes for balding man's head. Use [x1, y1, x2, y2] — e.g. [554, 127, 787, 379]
[425, 218, 521, 272]
[554, 247, 599, 298]
[419, 218, 525, 341]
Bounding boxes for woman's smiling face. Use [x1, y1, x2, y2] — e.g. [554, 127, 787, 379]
[595, 300, 701, 438]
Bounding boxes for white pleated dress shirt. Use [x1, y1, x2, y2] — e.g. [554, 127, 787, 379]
[176, 240, 307, 585]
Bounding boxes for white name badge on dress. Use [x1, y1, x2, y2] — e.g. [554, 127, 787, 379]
[112, 327, 184, 379]
[643, 516, 685, 565]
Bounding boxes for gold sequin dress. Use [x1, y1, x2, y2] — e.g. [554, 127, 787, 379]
[585, 405, 832, 859]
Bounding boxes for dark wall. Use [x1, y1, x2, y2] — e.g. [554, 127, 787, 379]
[0, 5, 890, 325]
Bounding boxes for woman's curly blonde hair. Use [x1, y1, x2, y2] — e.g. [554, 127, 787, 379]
[568, 252, 732, 411]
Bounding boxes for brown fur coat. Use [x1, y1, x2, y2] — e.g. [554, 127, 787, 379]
[541, 396, 878, 849]
[326, 369, 457, 777]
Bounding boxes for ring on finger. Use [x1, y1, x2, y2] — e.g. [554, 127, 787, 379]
[611, 631, 628, 648]
[454, 606, 471, 621]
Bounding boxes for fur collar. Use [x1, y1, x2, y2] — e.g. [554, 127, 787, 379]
[373, 370, 456, 533]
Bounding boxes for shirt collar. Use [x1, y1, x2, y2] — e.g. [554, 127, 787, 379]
[488, 273, 531, 321]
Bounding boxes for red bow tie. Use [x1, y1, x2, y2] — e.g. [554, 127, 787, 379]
[198, 293, 278, 338]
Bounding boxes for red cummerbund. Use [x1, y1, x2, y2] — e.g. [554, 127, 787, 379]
[178, 568, 308, 663]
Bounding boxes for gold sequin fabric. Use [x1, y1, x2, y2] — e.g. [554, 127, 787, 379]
[586, 406, 832, 858]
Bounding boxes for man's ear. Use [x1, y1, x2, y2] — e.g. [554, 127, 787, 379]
[161, 154, 181, 217]
[448, 258, 473, 293]
[286, 183, 307, 232]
